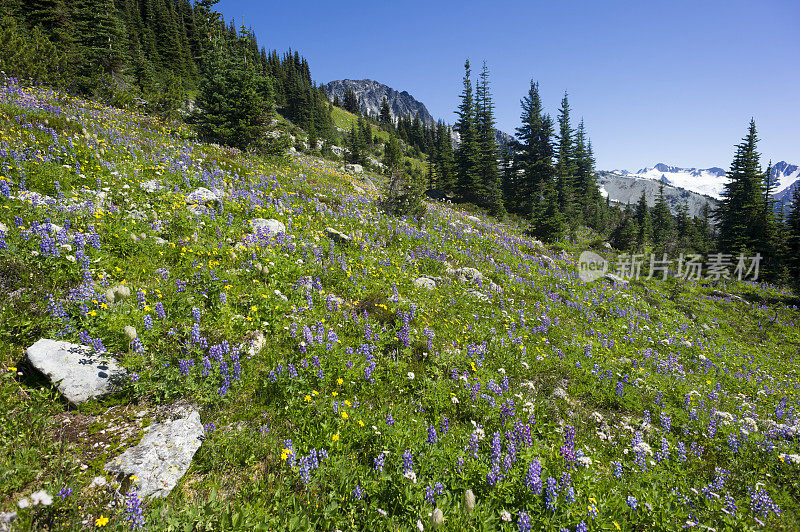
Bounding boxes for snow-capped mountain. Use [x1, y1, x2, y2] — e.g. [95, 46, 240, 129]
[609, 161, 799, 202]
[610, 163, 728, 199]
[770, 161, 800, 208]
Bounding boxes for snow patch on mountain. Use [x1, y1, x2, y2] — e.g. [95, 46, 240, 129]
[608, 161, 799, 201]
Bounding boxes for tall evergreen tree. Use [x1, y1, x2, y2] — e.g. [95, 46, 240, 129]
[190, 31, 272, 151]
[651, 182, 674, 250]
[343, 88, 359, 114]
[514, 80, 547, 216]
[475, 61, 504, 215]
[379, 97, 392, 126]
[453, 59, 479, 202]
[785, 184, 800, 288]
[715, 119, 767, 256]
[634, 191, 651, 250]
[555, 91, 576, 215]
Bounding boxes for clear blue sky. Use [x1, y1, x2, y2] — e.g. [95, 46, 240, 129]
[217, 0, 799, 171]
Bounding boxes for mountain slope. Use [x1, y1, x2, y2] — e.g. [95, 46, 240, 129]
[324, 79, 436, 125]
[596, 171, 718, 217]
[324, 78, 514, 147]
[609, 161, 800, 204]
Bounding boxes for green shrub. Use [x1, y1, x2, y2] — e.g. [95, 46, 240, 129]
[378, 172, 426, 218]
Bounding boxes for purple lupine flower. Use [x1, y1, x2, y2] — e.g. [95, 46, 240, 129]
[660, 412, 671, 432]
[352, 485, 364, 500]
[518, 510, 531, 532]
[143, 314, 153, 331]
[427, 425, 438, 445]
[374, 453, 385, 473]
[560, 425, 576, 464]
[524, 459, 542, 495]
[545, 477, 558, 510]
[612, 461, 623, 479]
[440, 416, 449, 435]
[124, 490, 146, 529]
[402, 449, 414, 474]
[627, 496, 638, 509]
[749, 486, 781, 518]
[155, 302, 165, 319]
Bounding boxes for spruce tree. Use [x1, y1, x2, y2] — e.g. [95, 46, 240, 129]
[634, 191, 651, 250]
[715, 119, 766, 255]
[343, 88, 359, 114]
[191, 32, 271, 151]
[555, 92, 576, 215]
[611, 202, 638, 251]
[383, 132, 402, 172]
[380, 97, 392, 126]
[475, 61, 504, 215]
[453, 59, 479, 203]
[651, 182, 674, 250]
[785, 184, 800, 288]
[514, 80, 546, 217]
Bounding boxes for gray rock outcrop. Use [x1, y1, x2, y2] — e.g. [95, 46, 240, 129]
[186, 187, 221, 205]
[25, 339, 127, 405]
[250, 218, 286, 236]
[105, 408, 203, 499]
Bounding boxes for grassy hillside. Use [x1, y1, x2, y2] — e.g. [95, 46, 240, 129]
[1, 80, 799, 531]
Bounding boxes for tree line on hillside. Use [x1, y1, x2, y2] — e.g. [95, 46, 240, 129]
[0, 0, 334, 141]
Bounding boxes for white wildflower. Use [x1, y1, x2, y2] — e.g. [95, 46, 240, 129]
[30, 490, 52, 506]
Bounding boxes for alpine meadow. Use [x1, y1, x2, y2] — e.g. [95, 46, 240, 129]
[1, 0, 800, 531]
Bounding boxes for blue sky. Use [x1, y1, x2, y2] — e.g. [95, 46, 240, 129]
[217, 0, 799, 171]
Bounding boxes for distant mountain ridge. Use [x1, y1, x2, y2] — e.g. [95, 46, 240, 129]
[323, 78, 514, 147]
[608, 161, 799, 203]
[324, 79, 436, 126]
[595, 171, 718, 218]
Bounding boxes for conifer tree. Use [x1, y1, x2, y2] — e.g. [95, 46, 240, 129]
[453, 59, 479, 203]
[343, 88, 359, 114]
[380, 97, 392, 126]
[634, 191, 651, 250]
[191, 31, 271, 151]
[651, 182, 674, 250]
[475, 61, 504, 215]
[383, 132, 402, 172]
[611, 202, 638, 251]
[555, 92, 576, 215]
[785, 184, 800, 288]
[514, 80, 546, 216]
[715, 119, 766, 255]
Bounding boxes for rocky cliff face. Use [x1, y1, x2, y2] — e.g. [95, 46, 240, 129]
[596, 171, 718, 218]
[324, 78, 515, 148]
[324, 79, 435, 125]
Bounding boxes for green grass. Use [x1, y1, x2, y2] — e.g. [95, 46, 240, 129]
[0, 81, 799, 531]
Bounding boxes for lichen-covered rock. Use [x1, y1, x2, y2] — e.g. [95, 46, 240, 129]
[25, 339, 127, 405]
[450, 267, 483, 284]
[250, 218, 286, 236]
[186, 187, 221, 205]
[344, 164, 363, 174]
[105, 408, 203, 499]
[325, 227, 352, 245]
[413, 277, 436, 290]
